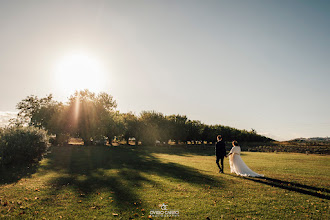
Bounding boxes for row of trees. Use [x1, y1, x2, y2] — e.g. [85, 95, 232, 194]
[11, 90, 273, 146]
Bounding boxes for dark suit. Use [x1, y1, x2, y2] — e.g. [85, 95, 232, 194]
[215, 140, 226, 172]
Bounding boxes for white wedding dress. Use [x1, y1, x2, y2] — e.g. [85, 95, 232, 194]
[228, 146, 264, 177]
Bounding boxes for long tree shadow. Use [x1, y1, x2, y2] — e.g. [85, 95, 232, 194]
[43, 145, 225, 211]
[141, 145, 217, 157]
[0, 145, 215, 185]
[0, 162, 42, 185]
[243, 176, 330, 200]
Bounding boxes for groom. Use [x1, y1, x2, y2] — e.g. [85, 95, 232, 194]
[215, 135, 226, 173]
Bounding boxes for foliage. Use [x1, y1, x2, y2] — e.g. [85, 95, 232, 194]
[10, 89, 273, 146]
[15, 94, 56, 127]
[166, 114, 188, 144]
[121, 112, 140, 145]
[0, 126, 49, 165]
[139, 111, 165, 145]
[103, 111, 124, 146]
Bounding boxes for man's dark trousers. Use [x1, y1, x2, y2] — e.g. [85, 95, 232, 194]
[215, 140, 226, 172]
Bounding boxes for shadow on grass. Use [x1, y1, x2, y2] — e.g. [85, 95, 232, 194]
[0, 145, 216, 186]
[42, 145, 224, 211]
[142, 145, 217, 157]
[0, 163, 41, 185]
[244, 176, 330, 200]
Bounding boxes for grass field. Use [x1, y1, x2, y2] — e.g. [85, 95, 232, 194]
[1, 145, 329, 219]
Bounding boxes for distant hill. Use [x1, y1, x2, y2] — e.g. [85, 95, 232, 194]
[289, 137, 330, 143]
[242, 138, 330, 154]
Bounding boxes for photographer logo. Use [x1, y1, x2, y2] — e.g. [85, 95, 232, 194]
[149, 203, 179, 217]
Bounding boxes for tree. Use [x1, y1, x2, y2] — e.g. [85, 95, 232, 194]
[186, 120, 202, 143]
[11, 90, 273, 147]
[121, 112, 139, 145]
[139, 111, 165, 145]
[65, 90, 118, 145]
[167, 114, 188, 144]
[103, 111, 124, 146]
[15, 94, 56, 127]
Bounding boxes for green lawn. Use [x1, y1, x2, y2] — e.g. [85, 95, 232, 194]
[1, 145, 329, 219]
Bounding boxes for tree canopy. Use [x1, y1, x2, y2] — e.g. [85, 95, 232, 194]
[12, 89, 273, 145]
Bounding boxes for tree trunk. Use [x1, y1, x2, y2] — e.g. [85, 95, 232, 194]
[107, 136, 113, 146]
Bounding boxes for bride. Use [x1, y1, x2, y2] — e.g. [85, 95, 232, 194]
[228, 141, 264, 177]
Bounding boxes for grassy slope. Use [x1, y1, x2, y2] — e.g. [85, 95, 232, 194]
[0, 145, 329, 219]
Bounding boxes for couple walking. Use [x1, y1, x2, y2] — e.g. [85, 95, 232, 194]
[215, 135, 263, 177]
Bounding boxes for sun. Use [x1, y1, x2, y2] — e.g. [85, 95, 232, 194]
[54, 52, 106, 95]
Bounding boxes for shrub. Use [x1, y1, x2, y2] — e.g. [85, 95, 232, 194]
[0, 126, 50, 166]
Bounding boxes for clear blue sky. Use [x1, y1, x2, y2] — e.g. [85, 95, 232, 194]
[0, 0, 329, 140]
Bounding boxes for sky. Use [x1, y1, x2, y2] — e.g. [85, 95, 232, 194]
[0, 0, 329, 140]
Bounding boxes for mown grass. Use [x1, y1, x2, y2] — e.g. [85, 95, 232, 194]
[0, 145, 329, 219]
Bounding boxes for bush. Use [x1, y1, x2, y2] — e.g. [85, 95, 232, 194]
[0, 126, 50, 166]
